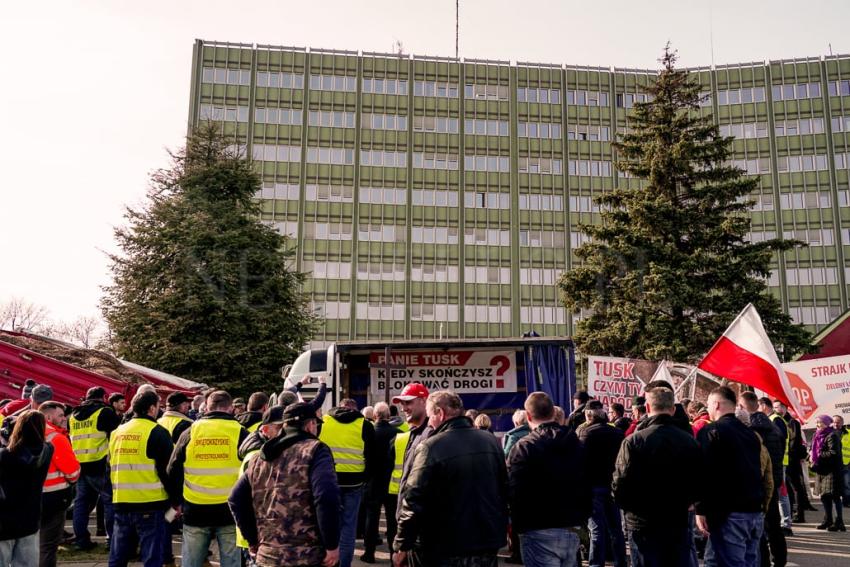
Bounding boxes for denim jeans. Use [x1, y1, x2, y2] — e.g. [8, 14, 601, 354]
[0, 532, 39, 567]
[108, 510, 166, 567]
[778, 468, 792, 528]
[842, 465, 850, 503]
[339, 486, 363, 567]
[629, 526, 692, 567]
[182, 524, 240, 567]
[73, 471, 114, 546]
[587, 487, 627, 567]
[704, 512, 764, 567]
[519, 527, 580, 567]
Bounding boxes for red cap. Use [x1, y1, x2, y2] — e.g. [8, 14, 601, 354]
[392, 383, 430, 403]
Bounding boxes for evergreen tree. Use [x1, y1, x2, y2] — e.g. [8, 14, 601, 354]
[559, 46, 811, 362]
[102, 123, 318, 394]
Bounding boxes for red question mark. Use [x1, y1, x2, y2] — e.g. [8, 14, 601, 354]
[490, 355, 510, 376]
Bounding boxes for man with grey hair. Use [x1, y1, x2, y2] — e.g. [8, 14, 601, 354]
[579, 400, 627, 567]
[361, 401, 398, 563]
[613, 387, 704, 566]
[394, 391, 507, 567]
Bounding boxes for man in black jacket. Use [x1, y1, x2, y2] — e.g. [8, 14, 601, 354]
[237, 392, 268, 433]
[510, 392, 590, 567]
[697, 387, 766, 567]
[579, 400, 626, 567]
[740, 391, 786, 567]
[613, 387, 704, 567]
[566, 390, 591, 429]
[362, 402, 399, 563]
[394, 391, 507, 567]
[69, 386, 121, 550]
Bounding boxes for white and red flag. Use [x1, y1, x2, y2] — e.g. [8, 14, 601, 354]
[698, 304, 803, 416]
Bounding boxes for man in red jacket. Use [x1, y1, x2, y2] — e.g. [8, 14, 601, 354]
[39, 401, 81, 567]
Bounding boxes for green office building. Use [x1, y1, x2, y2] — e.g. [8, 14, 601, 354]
[188, 39, 850, 347]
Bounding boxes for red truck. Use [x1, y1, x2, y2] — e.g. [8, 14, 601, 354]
[0, 331, 204, 406]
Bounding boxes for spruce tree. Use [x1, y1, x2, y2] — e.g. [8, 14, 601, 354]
[559, 46, 811, 361]
[102, 123, 318, 394]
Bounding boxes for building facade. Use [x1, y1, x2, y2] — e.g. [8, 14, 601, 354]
[188, 39, 850, 346]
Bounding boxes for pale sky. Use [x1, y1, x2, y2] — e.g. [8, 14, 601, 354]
[1, 0, 848, 323]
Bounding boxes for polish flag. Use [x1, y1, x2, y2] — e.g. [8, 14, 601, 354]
[698, 304, 802, 416]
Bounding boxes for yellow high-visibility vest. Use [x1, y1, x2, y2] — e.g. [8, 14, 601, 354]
[158, 411, 191, 436]
[183, 419, 243, 505]
[236, 449, 261, 549]
[388, 431, 410, 495]
[769, 414, 790, 466]
[69, 408, 109, 463]
[840, 429, 850, 466]
[109, 418, 168, 504]
[247, 422, 261, 433]
[319, 415, 366, 473]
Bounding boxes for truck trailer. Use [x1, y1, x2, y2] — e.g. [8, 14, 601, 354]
[283, 337, 576, 432]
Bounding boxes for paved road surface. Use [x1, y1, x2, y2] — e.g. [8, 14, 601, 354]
[59, 503, 849, 566]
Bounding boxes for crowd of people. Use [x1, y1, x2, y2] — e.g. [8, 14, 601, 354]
[0, 374, 847, 567]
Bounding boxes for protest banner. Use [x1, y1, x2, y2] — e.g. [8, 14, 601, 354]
[369, 349, 518, 397]
[782, 354, 850, 428]
[586, 356, 658, 410]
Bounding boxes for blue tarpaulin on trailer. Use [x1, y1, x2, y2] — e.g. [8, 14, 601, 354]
[522, 335, 576, 412]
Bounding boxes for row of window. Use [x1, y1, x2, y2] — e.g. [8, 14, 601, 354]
[729, 158, 771, 175]
[465, 305, 512, 323]
[357, 262, 406, 282]
[616, 92, 652, 108]
[362, 113, 408, 131]
[358, 223, 405, 242]
[719, 122, 769, 140]
[270, 221, 298, 237]
[255, 107, 302, 125]
[465, 118, 510, 137]
[465, 83, 510, 101]
[829, 81, 850, 97]
[412, 226, 459, 245]
[303, 262, 353, 280]
[775, 117, 825, 136]
[258, 182, 299, 200]
[302, 222, 352, 240]
[465, 191, 511, 209]
[520, 193, 565, 211]
[309, 74, 357, 92]
[306, 184, 354, 202]
[411, 264, 459, 282]
[360, 150, 406, 167]
[412, 303, 460, 321]
[309, 110, 356, 129]
[252, 144, 301, 163]
[199, 104, 249, 123]
[465, 266, 511, 284]
[464, 228, 512, 246]
[413, 189, 459, 207]
[519, 157, 563, 175]
[715, 87, 767, 105]
[831, 116, 850, 132]
[517, 87, 562, 104]
[256, 71, 304, 89]
[413, 115, 459, 133]
[772, 82, 822, 102]
[568, 160, 612, 176]
[785, 267, 839, 286]
[464, 155, 511, 173]
[789, 305, 841, 325]
[519, 230, 566, 248]
[202, 67, 252, 86]
[356, 302, 406, 321]
[520, 306, 568, 325]
[519, 267, 562, 285]
[784, 228, 835, 246]
[567, 124, 609, 141]
[414, 80, 459, 98]
[362, 77, 408, 95]
[359, 186, 407, 205]
[566, 90, 608, 107]
[310, 301, 350, 319]
[776, 154, 829, 172]
[519, 121, 562, 139]
[412, 152, 459, 170]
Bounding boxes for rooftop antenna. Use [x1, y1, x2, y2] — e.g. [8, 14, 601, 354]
[455, 0, 459, 59]
[829, 43, 834, 56]
[393, 39, 404, 56]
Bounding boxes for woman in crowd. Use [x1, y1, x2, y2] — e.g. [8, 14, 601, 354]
[810, 414, 845, 531]
[0, 410, 54, 566]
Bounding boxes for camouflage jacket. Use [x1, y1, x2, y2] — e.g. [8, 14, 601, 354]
[244, 431, 339, 566]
